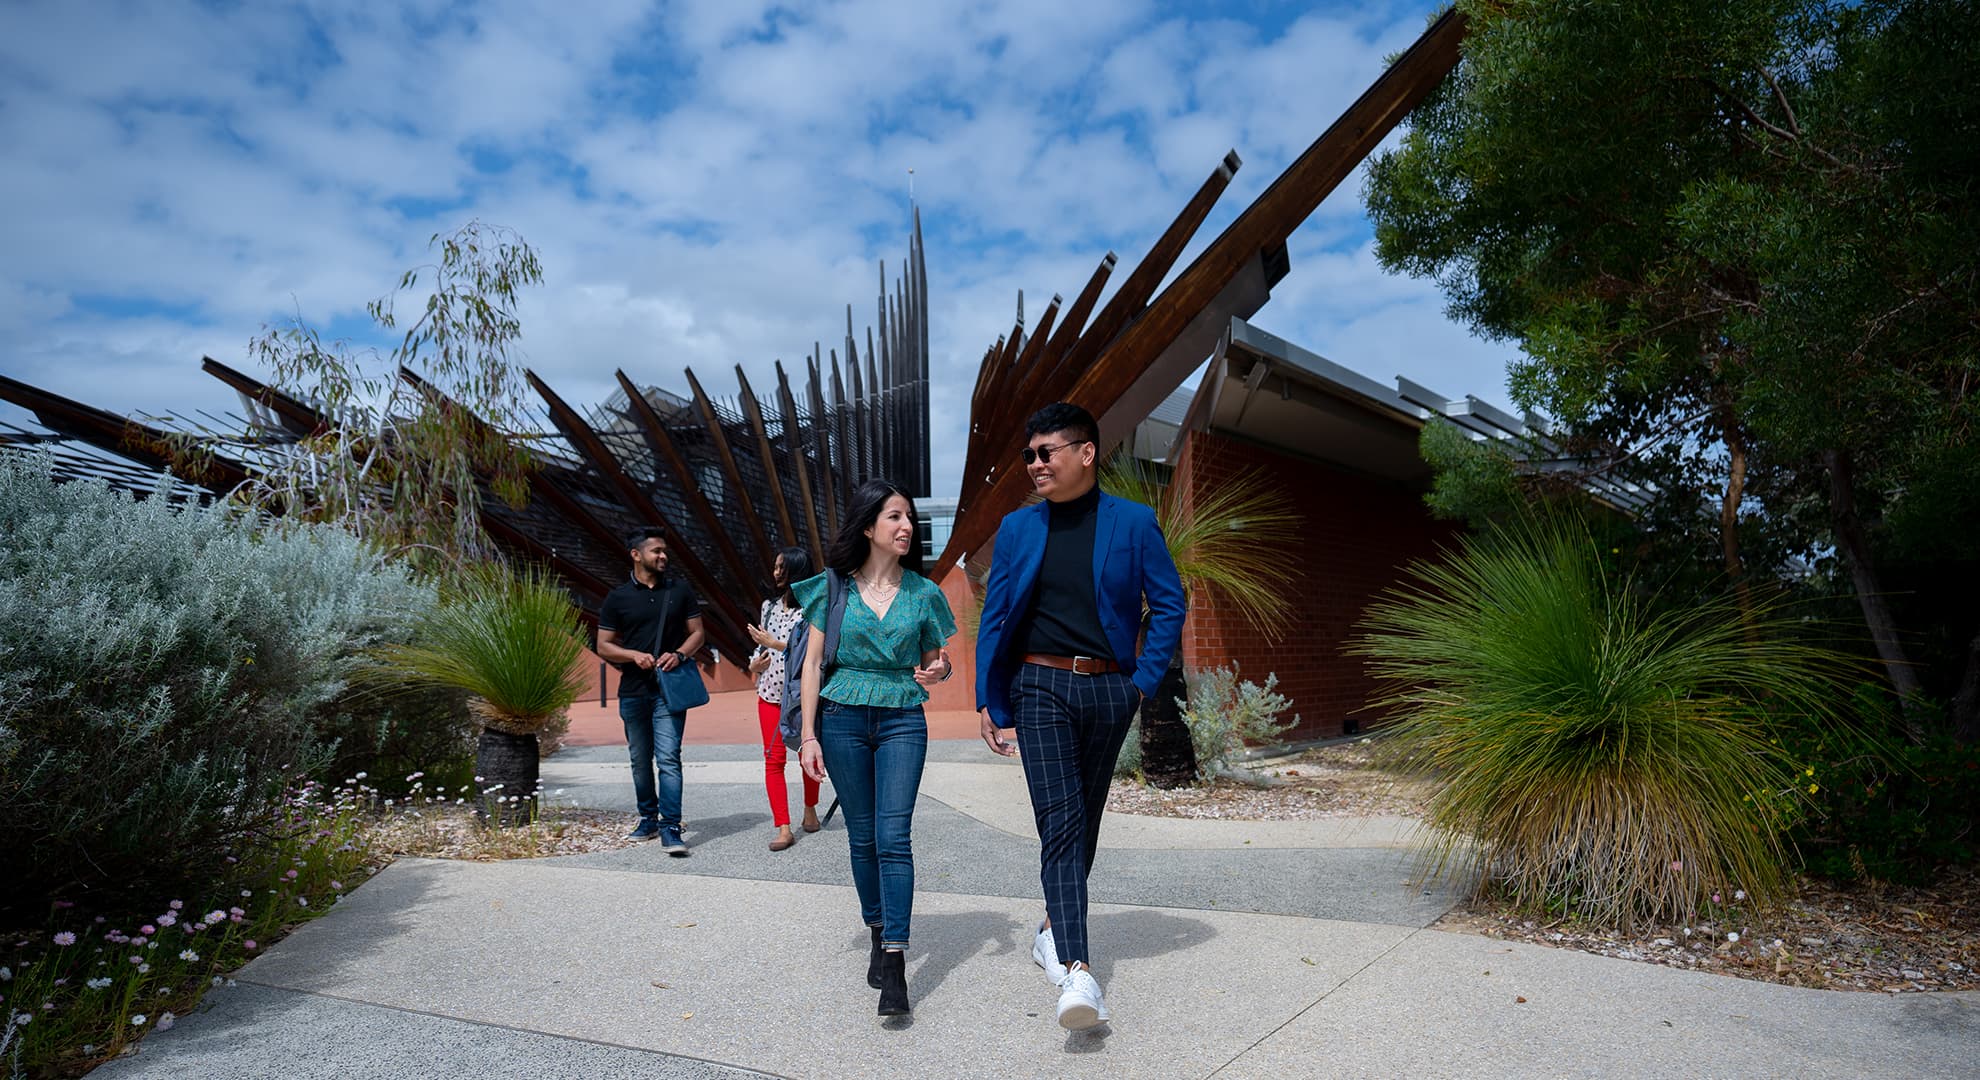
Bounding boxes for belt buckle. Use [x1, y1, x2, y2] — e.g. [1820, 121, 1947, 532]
[1071, 655, 1098, 676]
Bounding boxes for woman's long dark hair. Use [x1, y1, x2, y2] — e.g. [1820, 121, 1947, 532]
[826, 478, 923, 577]
[774, 546, 813, 608]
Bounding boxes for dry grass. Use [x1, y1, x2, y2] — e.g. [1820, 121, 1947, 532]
[1109, 740, 1432, 820]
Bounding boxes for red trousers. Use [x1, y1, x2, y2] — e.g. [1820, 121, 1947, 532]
[758, 696, 821, 827]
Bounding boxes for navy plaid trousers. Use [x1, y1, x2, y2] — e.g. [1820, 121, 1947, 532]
[1010, 662, 1140, 968]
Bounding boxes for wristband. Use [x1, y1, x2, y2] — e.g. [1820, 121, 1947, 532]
[802, 737, 820, 746]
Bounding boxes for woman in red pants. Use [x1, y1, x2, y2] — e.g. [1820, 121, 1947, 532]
[748, 546, 821, 850]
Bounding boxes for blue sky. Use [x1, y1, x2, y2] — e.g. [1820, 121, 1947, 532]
[0, 0, 1519, 497]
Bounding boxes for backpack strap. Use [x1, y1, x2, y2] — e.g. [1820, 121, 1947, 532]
[820, 569, 850, 671]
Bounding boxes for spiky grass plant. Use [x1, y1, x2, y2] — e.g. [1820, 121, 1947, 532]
[1352, 516, 1850, 927]
[1101, 454, 1302, 638]
[371, 563, 588, 735]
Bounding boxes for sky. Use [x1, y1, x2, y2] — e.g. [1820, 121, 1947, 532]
[0, 0, 1522, 498]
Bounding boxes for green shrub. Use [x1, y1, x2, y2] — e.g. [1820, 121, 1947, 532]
[0, 455, 433, 911]
[1113, 716, 1143, 778]
[1780, 693, 1979, 882]
[1353, 515, 1854, 927]
[1179, 666, 1298, 779]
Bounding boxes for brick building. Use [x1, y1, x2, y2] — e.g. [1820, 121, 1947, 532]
[1154, 317, 1563, 741]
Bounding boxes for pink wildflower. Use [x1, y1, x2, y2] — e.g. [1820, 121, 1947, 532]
[168, 900, 183, 911]
[243, 941, 257, 951]
[53, 932, 76, 947]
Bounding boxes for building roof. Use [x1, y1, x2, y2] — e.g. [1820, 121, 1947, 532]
[1181, 318, 1651, 511]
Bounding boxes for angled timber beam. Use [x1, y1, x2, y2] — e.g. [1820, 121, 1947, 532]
[201, 357, 326, 438]
[612, 369, 764, 605]
[776, 361, 827, 568]
[734, 366, 798, 550]
[935, 8, 1468, 577]
[0, 372, 254, 493]
[806, 354, 839, 534]
[684, 367, 776, 577]
[525, 369, 753, 642]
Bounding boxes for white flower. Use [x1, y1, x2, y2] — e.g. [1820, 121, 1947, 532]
[178, 950, 199, 962]
[86, 978, 113, 990]
[1726, 932, 1740, 943]
[131, 1014, 147, 1026]
[11, 1013, 29, 1028]
[211, 976, 224, 987]
[156, 1012, 175, 1031]
[0, 966, 10, 981]
[1733, 889, 1747, 902]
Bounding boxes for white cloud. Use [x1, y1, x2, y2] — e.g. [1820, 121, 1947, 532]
[0, 0, 1513, 500]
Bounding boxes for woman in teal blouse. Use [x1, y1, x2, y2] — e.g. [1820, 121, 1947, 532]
[796, 478, 956, 1018]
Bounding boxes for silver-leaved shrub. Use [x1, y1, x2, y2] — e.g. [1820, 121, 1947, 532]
[1179, 666, 1298, 780]
[0, 455, 439, 907]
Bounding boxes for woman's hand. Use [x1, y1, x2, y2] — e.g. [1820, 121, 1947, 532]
[799, 738, 828, 783]
[748, 651, 771, 676]
[912, 649, 952, 687]
[746, 623, 777, 648]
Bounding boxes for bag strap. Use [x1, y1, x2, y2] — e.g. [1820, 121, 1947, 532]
[821, 569, 849, 672]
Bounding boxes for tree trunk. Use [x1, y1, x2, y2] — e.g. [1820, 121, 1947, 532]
[1951, 629, 1980, 745]
[1139, 665, 1198, 789]
[1822, 448, 1924, 738]
[475, 728, 541, 827]
[1720, 416, 1756, 638]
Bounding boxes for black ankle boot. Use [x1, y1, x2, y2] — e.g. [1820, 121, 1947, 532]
[877, 950, 909, 1016]
[867, 926, 884, 989]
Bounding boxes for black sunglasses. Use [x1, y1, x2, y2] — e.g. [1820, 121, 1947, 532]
[1021, 439, 1091, 466]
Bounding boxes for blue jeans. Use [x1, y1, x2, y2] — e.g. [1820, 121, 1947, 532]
[620, 696, 685, 827]
[816, 701, 926, 950]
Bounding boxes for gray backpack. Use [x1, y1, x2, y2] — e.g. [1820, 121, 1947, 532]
[778, 569, 849, 751]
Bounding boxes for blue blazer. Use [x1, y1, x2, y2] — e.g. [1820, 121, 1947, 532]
[974, 491, 1187, 727]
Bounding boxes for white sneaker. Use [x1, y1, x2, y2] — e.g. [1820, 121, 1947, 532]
[1055, 967, 1109, 1030]
[1032, 922, 1068, 982]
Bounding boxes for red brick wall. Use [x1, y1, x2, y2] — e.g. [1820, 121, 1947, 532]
[1170, 429, 1459, 741]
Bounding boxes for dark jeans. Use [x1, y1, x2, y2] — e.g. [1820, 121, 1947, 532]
[1010, 664, 1139, 967]
[816, 700, 927, 951]
[619, 695, 685, 827]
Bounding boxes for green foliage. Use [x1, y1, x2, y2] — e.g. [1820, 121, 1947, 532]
[1102, 453, 1301, 639]
[1113, 716, 1143, 779]
[0, 455, 432, 911]
[0, 777, 374, 1076]
[239, 220, 546, 562]
[1419, 418, 1524, 525]
[1781, 699, 1980, 882]
[1180, 667, 1299, 780]
[1365, 0, 1980, 733]
[369, 564, 589, 734]
[1353, 515, 1857, 927]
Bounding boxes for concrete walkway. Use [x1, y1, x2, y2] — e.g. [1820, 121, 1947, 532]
[95, 743, 1977, 1078]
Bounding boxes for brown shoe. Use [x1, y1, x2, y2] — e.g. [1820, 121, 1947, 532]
[769, 827, 797, 851]
[801, 808, 822, 833]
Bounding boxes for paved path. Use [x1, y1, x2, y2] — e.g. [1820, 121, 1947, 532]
[94, 742, 1978, 1078]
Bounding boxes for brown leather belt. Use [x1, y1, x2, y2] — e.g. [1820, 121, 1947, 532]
[1023, 653, 1120, 675]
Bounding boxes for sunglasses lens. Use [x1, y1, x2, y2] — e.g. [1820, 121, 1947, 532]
[1021, 448, 1039, 465]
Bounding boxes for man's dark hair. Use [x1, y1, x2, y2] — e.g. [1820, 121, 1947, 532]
[625, 526, 667, 552]
[1024, 402, 1098, 446]
[826, 478, 923, 577]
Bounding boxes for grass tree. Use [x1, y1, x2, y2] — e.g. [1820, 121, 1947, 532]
[1102, 453, 1301, 788]
[1354, 515, 1855, 927]
[372, 564, 588, 825]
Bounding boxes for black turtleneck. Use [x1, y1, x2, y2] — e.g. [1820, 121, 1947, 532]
[1017, 485, 1113, 659]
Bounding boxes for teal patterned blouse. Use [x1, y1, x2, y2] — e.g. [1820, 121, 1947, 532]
[791, 570, 957, 708]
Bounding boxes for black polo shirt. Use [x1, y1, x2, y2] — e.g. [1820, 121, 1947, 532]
[598, 573, 702, 699]
[1016, 485, 1114, 659]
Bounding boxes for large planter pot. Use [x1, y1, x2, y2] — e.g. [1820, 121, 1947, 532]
[1138, 664, 1197, 789]
[475, 727, 540, 827]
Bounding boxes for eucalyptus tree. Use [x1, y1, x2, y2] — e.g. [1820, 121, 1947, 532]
[1365, 0, 1980, 738]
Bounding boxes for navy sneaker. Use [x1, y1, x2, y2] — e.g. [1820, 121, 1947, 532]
[660, 825, 689, 856]
[628, 819, 660, 841]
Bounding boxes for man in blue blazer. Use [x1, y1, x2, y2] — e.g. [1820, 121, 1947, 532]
[976, 402, 1187, 1030]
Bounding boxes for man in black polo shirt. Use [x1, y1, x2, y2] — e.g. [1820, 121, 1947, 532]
[597, 527, 706, 854]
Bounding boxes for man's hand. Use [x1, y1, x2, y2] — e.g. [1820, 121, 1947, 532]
[979, 709, 1017, 757]
[635, 652, 658, 671]
[656, 651, 681, 672]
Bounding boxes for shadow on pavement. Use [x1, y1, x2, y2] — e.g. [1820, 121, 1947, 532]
[906, 908, 1026, 1002]
[1087, 908, 1218, 985]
